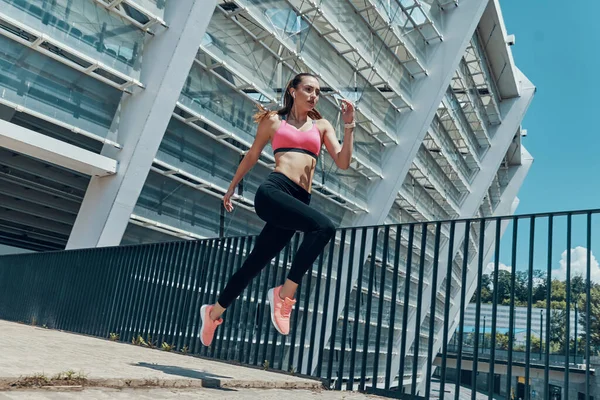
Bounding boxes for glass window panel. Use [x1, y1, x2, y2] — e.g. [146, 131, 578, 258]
[2, 0, 145, 78]
[204, 14, 281, 100]
[180, 64, 258, 146]
[158, 118, 241, 191]
[135, 170, 264, 239]
[0, 35, 121, 138]
[374, 0, 427, 58]
[121, 222, 180, 245]
[127, 0, 166, 21]
[320, 0, 412, 97]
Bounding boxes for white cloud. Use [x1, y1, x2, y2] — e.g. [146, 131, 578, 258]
[486, 261, 512, 273]
[552, 246, 600, 283]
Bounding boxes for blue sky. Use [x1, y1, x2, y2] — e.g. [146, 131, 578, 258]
[501, 1, 599, 214]
[489, 2, 600, 277]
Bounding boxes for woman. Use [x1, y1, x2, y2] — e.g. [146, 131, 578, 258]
[199, 73, 355, 346]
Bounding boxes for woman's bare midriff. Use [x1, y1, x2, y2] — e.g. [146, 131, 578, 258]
[273, 152, 317, 193]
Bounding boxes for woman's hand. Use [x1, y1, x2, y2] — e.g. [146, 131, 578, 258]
[223, 188, 234, 212]
[341, 99, 355, 125]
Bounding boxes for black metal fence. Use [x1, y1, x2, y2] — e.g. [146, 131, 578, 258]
[0, 209, 598, 399]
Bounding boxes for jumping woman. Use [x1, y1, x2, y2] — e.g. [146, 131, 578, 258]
[199, 73, 355, 346]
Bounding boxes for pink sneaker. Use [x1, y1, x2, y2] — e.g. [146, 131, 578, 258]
[267, 286, 296, 335]
[199, 304, 222, 347]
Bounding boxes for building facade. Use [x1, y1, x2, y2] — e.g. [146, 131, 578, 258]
[0, 0, 535, 394]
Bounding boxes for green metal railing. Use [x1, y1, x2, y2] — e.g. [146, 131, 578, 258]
[0, 209, 598, 399]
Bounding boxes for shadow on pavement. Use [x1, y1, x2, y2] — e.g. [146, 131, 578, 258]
[133, 362, 236, 391]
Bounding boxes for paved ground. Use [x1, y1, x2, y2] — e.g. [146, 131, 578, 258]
[0, 320, 319, 390]
[0, 320, 387, 399]
[0, 388, 387, 399]
[0, 320, 490, 399]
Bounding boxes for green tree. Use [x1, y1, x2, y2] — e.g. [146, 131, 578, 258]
[549, 309, 567, 353]
[578, 284, 600, 350]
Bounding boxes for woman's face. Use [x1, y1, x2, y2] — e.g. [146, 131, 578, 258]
[291, 76, 320, 111]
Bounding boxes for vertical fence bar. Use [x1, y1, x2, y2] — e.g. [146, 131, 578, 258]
[171, 241, 195, 349]
[156, 242, 181, 345]
[141, 243, 165, 345]
[488, 218, 501, 400]
[267, 246, 286, 368]
[454, 220, 471, 400]
[216, 237, 238, 358]
[203, 238, 226, 357]
[306, 250, 326, 375]
[219, 237, 241, 359]
[439, 221, 456, 400]
[506, 218, 518, 399]
[360, 227, 379, 391]
[425, 222, 442, 399]
[124, 246, 147, 341]
[211, 237, 232, 358]
[347, 227, 368, 390]
[564, 213, 572, 398]
[288, 234, 303, 372]
[336, 228, 356, 390]
[255, 239, 276, 366]
[110, 248, 133, 337]
[239, 237, 256, 363]
[297, 236, 314, 373]
[543, 216, 552, 400]
[399, 224, 415, 393]
[196, 240, 217, 356]
[317, 238, 338, 380]
[586, 213, 591, 400]
[230, 237, 248, 360]
[275, 242, 292, 370]
[86, 248, 110, 336]
[372, 226, 390, 389]
[227, 237, 247, 360]
[327, 229, 347, 385]
[525, 217, 535, 399]
[183, 241, 207, 353]
[471, 221, 485, 400]
[411, 223, 427, 396]
[245, 236, 261, 364]
[133, 244, 158, 341]
[151, 243, 176, 346]
[385, 225, 402, 391]
[166, 242, 188, 347]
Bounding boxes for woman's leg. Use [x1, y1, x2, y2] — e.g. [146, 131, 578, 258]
[252, 189, 336, 298]
[211, 223, 295, 319]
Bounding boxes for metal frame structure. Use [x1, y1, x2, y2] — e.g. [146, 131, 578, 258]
[0, 11, 144, 92]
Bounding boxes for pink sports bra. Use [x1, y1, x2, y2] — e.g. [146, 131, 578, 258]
[272, 119, 322, 160]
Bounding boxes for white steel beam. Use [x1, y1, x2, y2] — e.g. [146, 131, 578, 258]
[341, 0, 489, 229]
[417, 147, 533, 394]
[303, 0, 491, 376]
[390, 72, 535, 390]
[0, 119, 116, 177]
[66, 0, 217, 250]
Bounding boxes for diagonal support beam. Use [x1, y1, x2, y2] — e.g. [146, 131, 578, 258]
[341, 0, 490, 229]
[66, 0, 217, 249]
[392, 72, 535, 390]
[0, 119, 117, 177]
[304, 0, 491, 376]
[417, 147, 533, 394]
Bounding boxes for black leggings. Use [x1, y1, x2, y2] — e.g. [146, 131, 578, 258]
[217, 172, 336, 308]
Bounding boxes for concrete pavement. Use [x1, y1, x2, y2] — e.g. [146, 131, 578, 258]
[0, 320, 386, 399]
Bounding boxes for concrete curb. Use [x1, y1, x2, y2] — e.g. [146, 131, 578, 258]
[0, 377, 324, 391]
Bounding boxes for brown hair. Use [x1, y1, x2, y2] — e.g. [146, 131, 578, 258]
[253, 73, 323, 124]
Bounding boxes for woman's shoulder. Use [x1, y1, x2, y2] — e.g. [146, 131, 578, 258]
[315, 118, 333, 129]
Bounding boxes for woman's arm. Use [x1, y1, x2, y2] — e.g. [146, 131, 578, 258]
[322, 99, 355, 170]
[223, 114, 276, 212]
